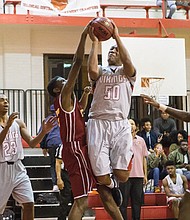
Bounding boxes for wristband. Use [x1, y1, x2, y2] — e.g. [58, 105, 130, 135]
[159, 104, 167, 112]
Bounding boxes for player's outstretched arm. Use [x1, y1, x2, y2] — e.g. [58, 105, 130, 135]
[88, 25, 99, 81]
[18, 116, 57, 148]
[112, 21, 135, 77]
[63, 25, 89, 97]
[141, 94, 190, 122]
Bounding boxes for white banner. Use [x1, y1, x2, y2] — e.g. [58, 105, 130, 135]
[21, 0, 100, 16]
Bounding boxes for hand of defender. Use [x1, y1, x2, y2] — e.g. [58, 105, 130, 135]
[88, 26, 99, 42]
[141, 94, 160, 108]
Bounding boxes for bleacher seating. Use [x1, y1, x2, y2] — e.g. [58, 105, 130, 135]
[88, 178, 190, 220]
[99, 4, 190, 19]
[22, 151, 61, 219]
[3, 0, 21, 14]
[88, 191, 174, 220]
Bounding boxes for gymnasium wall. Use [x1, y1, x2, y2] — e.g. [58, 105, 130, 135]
[0, 25, 189, 90]
[0, 25, 94, 89]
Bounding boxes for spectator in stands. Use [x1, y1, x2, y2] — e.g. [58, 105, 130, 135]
[153, 111, 177, 137]
[147, 142, 168, 192]
[139, 117, 160, 153]
[162, 160, 188, 219]
[176, 0, 190, 7]
[169, 129, 188, 153]
[156, 0, 177, 19]
[168, 130, 179, 154]
[134, 118, 141, 135]
[141, 94, 190, 219]
[119, 118, 148, 220]
[55, 144, 74, 220]
[177, 129, 188, 143]
[0, 93, 56, 220]
[153, 111, 177, 155]
[168, 139, 190, 180]
[39, 104, 61, 192]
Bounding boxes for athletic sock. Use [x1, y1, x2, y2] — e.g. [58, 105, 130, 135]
[106, 178, 115, 189]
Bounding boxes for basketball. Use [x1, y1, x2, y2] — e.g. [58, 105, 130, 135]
[91, 17, 114, 41]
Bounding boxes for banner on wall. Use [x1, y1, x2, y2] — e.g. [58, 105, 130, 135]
[21, 0, 100, 16]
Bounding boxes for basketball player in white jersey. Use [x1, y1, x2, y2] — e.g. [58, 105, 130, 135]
[87, 22, 136, 219]
[162, 160, 188, 219]
[0, 93, 57, 220]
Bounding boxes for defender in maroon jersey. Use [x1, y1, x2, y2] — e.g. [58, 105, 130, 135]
[47, 24, 96, 220]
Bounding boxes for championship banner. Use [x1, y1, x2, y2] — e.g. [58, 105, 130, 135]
[21, 0, 100, 16]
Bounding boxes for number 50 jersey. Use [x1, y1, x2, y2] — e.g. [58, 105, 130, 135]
[89, 65, 136, 121]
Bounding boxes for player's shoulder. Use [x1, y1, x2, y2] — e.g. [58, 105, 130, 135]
[162, 175, 169, 185]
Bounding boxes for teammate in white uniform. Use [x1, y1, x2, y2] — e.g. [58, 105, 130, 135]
[162, 160, 188, 219]
[87, 22, 136, 219]
[0, 93, 56, 220]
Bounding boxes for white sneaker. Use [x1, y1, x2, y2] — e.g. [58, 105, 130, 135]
[52, 185, 59, 192]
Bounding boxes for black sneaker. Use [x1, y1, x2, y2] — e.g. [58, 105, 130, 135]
[110, 174, 123, 206]
[111, 187, 123, 207]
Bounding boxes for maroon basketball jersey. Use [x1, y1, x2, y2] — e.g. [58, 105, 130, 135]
[54, 94, 86, 143]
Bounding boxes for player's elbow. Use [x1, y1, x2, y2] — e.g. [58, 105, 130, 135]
[88, 70, 99, 81]
[184, 114, 190, 122]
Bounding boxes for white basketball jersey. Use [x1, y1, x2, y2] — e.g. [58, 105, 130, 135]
[0, 120, 24, 162]
[89, 65, 136, 120]
[166, 173, 184, 195]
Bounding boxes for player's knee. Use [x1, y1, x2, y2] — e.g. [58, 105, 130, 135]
[114, 170, 130, 183]
[74, 197, 88, 212]
[118, 176, 129, 183]
[96, 175, 111, 186]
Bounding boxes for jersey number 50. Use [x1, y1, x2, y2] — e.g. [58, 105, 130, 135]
[104, 85, 120, 101]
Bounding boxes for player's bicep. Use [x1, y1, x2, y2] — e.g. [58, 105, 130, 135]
[17, 120, 32, 144]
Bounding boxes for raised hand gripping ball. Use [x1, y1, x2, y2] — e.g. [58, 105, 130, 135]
[91, 17, 114, 41]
